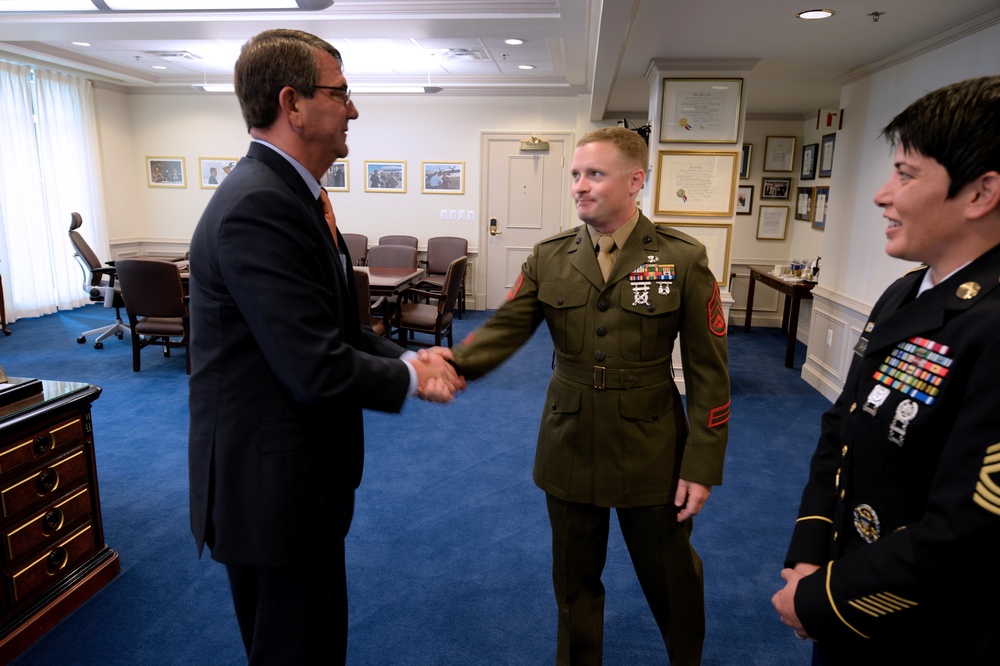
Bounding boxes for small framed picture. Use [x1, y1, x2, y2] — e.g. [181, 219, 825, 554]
[763, 136, 795, 172]
[820, 133, 836, 178]
[422, 161, 465, 194]
[800, 143, 818, 181]
[735, 185, 754, 215]
[198, 157, 237, 189]
[322, 161, 349, 192]
[761, 177, 792, 200]
[813, 186, 830, 230]
[739, 144, 752, 179]
[795, 187, 815, 221]
[757, 205, 789, 240]
[147, 156, 186, 188]
[364, 161, 406, 193]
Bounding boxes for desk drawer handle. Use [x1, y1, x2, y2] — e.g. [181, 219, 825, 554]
[36, 469, 58, 494]
[46, 547, 68, 574]
[33, 435, 52, 456]
[42, 508, 64, 534]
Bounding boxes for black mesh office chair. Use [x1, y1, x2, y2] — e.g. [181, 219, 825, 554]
[69, 212, 129, 349]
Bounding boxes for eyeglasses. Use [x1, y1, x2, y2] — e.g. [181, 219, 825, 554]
[313, 85, 351, 104]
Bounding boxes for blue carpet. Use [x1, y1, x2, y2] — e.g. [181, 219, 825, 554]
[1, 306, 823, 665]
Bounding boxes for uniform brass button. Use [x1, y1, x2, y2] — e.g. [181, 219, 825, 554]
[646, 304, 655, 312]
[594, 351, 606, 362]
[596, 326, 607, 336]
[842, 445, 848, 457]
[597, 300, 609, 311]
[551, 401, 557, 411]
[850, 402, 857, 413]
[840, 489, 845, 499]
[833, 531, 838, 541]
[556, 297, 564, 305]
[651, 412, 659, 421]
[642, 235, 652, 243]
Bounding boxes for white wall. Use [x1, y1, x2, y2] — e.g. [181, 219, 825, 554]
[803, 20, 1000, 401]
[93, 90, 588, 254]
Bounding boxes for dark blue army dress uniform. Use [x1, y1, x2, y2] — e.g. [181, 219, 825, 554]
[786, 243, 1000, 664]
[452, 212, 730, 665]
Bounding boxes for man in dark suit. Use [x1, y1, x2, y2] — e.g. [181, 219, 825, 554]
[773, 76, 1000, 664]
[187, 29, 462, 664]
[437, 127, 731, 665]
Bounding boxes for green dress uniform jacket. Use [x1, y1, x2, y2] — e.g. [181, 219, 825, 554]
[785, 243, 1000, 664]
[452, 213, 730, 507]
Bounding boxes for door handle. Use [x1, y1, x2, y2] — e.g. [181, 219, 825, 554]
[489, 218, 501, 236]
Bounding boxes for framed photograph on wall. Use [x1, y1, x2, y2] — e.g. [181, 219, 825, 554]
[813, 186, 830, 230]
[735, 185, 754, 215]
[757, 205, 789, 240]
[654, 151, 738, 216]
[820, 133, 836, 177]
[665, 223, 732, 285]
[795, 187, 815, 221]
[763, 136, 796, 172]
[660, 78, 743, 143]
[321, 161, 349, 192]
[364, 161, 406, 193]
[421, 161, 465, 194]
[146, 156, 186, 188]
[800, 143, 818, 180]
[760, 177, 792, 200]
[198, 157, 237, 189]
[740, 144, 752, 179]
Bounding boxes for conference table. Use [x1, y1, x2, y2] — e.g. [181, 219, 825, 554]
[358, 266, 425, 298]
[743, 265, 816, 368]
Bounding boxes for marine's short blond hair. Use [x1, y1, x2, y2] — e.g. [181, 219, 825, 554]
[577, 127, 647, 172]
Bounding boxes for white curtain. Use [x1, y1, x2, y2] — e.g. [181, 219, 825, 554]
[0, 61, 108, 321]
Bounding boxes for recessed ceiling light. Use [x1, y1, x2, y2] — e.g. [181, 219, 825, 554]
[151, 65, 167, 70]
[796, 9, 835, 19]
[504, 38, 525, 46]
[518, 65, 535, 70]
[71, 42, 91, 47]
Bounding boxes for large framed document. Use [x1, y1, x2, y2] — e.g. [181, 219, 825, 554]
[654, 150, 738, 217]
[660, 78, 743, 143]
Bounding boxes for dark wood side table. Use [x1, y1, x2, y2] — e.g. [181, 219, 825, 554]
[743, 266, 817, 368]
[0, 380, 119, 662]
[0, 275, 10, 335]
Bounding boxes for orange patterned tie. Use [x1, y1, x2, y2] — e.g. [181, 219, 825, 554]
[318, 188, 338, 247]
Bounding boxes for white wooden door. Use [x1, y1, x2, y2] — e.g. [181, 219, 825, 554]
[480, 132, 574, 309]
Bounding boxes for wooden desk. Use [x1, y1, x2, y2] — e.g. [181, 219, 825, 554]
[0, 275, 10, 336]
[0, 379, 119, 661]
[743, 266, 816, 368]
[360, 267, 425, 297]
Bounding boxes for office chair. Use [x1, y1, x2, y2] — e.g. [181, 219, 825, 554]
[342, 233, 369, 266]
[396, 255, 467, 348]
[353, 268, 387, 337]
[69, 212, 129, 349]
[416, 236, 468, 318]
[114, 258, 190, 373]
[377, 235, 418, 249]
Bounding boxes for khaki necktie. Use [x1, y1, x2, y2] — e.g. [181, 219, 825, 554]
[597, 234, 615, 282]
[318, 188, 338, 247]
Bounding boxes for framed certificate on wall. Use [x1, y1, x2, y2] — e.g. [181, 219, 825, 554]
[660, 78, 743, 143]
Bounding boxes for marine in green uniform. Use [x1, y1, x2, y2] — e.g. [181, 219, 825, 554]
[442, 127, 731, 665]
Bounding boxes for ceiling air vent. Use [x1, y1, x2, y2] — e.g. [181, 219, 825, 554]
[441, 48, 489, 61]
[143, 51, 202, 60]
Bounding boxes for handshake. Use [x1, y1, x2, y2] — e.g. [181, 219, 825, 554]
[408, 347, 466, 403]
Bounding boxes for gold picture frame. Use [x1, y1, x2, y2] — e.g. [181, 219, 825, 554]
[654, 150, 738, 216]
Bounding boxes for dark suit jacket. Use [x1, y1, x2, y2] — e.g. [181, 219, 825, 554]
[786, 243, 1000, 662]
[452, 214, 730, 508]
[188, 141, 410, 567]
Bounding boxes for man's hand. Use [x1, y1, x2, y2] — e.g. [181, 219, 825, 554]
[674, 479, 711, 522]
[772, 563, 820, 640]
[409, 348, 465, 402]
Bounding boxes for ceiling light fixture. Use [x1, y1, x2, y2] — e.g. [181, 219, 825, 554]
[796, 9, 835, 19]
[0, 1, 97, 9]
[518, 65, 535, 70]
[71, 42, 92, 47]
[192, 83, 234, 93]
[504, 38, 525, 46]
